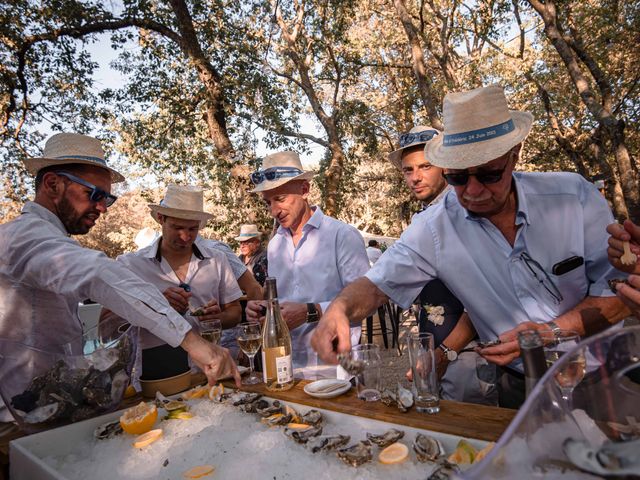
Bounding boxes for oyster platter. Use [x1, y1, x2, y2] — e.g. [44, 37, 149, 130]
[11, 385, 492, 480]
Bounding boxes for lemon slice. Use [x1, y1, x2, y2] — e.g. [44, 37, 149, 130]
[379, 442, 409, 464]
[473, 442, 495, 463]
[124, 385, 137, 399]
[285, 423, 311, 430]
[183, 464, 216, 478]
[182, 385, 208, 400]
[120, 402, 158, 435]
[208, 384, 224, 401]
[132, 429, 163, 448]
[448, 439, 477, 464]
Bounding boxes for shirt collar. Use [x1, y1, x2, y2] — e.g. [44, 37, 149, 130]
[458, 175, 528, 224]
[277, 205, 323, 235]
[22, 201, 69, 236]
[146, 235, 207, 261]
[422, 185, 452, 210]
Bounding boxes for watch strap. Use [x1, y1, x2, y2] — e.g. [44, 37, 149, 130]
[306, 303, 319, 323]
[546, 320, 562, 337]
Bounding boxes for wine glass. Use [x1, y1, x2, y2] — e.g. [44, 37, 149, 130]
[199, 319, 222, 345]
[542, 330, 585, 411]
[236, 322, 262, 385]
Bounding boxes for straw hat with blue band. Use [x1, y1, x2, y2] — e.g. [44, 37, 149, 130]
[23, 132, 125, 183]
[424, 84, 533, 170]
[388, 125, 441, 170]
[235, 224, 262, 242]
[250, 151, 315, 193]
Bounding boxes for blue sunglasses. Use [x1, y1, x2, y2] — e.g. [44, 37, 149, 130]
[56, 172, 118, 207]
[250, 167, 303, 185]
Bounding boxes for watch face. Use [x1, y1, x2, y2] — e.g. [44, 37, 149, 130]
[446, 350, 457, 361]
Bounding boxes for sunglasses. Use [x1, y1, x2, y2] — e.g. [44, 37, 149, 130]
[250, 167, 303, 185]
[56, 172, 118, 207]
[399, 130, 438, 148]
[520, 252, 564, 304]
[442, 164, 510, 186]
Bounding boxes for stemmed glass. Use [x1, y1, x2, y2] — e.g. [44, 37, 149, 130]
[236, 322, 262, 385]
[542, 330, 585, 411]
[199, 319, 222, 345]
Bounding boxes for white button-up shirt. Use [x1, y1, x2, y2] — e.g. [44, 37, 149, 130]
[0, 202, 193, 420]
[116, 236, 243, 351]
[367, 172, 622, 370]
[268, 207, 370, 377]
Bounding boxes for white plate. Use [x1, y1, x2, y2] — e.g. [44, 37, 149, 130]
[303, 379, 352, 399]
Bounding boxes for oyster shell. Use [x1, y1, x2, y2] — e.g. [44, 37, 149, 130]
[366, 428, 405, 448]
[238, 399, 269, 414]
[261, 413, 292, 427]
[308, 435, 351, 453]
[284, 424, 323, 444]
[301, 409, 323, 426]
[94, 419, 123, 440]
[257, 401, 283, 417]
[608, 278, 630, 294]
[336, 440, 373, 467]
[428, 459, 461, 479]
[563, 437, 640, 476]
[380, 388, 397, 407]
[413, 433, 444, 462]
[337, 353, 366, 376]
[232, 392, 263, 406]
[23, 402, 61, 424]
[397, 383, 414, 412]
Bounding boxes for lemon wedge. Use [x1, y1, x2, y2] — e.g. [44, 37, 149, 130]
[378, 442, 409, 464]
[120, 402, 158, 435]
[132, 428, 163, 448]
[183, 464, 216, 478]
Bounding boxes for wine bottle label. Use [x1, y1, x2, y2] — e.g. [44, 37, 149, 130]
[275, 354, 292, 384]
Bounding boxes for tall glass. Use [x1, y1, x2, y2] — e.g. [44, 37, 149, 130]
[351, 344, 381, 401]
[236, 322, 262, 385]
[199, 319, 222, 345]
[542, 330, 584, 411]
[407, 332, 440, 414]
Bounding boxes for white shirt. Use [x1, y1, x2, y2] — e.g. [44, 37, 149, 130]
[206, 239, 247, 280]
[367, 172, 622, 370]
[366, 246, 383, 265]
[268, 207, 370, 378]
[0, 202, 193, 421]
[116, 236, 243, 351]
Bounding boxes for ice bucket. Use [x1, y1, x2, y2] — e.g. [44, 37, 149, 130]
[0, 320, 138, 433]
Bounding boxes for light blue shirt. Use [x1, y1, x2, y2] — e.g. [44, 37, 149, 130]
[268, 207, 370, 376]
[367, 172, 622, 345]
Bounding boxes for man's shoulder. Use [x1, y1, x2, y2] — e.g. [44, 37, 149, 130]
[320, 214, 362, 237]
[516, 171, 588, 194]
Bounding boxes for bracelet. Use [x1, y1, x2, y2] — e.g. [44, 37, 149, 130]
[546, 320, 562, 337]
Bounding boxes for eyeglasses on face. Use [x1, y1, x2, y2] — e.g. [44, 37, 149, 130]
[442, 166, 507, 186]
[399, 130, 438, 148]
[250, 167, 303, 185]
[55, 171, 118, 207]
[520, 252, 564, 304]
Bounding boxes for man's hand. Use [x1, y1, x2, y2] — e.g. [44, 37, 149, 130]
[310, 302, 352, 364]
[405, 347, 449, 382]
[198, 299, 222, 321]
[180, 330, 241, 387]
[607, 220, 640, 274]
[246, 300, 266, 323]
[163, 286, 191, 314]
[279, 302, 308, 331]
[478, 321, 551, 366]
[613, 275, 640, 316]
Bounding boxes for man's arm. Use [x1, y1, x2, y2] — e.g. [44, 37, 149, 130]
[480, 295, 629, 365]
[433, 313, 476, 379]
[237, 270, 263, 300]
[311, 277, 388, 363]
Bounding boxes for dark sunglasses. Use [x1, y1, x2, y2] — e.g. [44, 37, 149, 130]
[442, 165, 508, 187]
[520, 252, 564, 304]
[250, 167, 303, 185]
[399, 130, 438, 148]
[56, 172, 118, 207]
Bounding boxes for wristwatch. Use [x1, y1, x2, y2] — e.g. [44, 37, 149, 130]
[306, 303, 319, 323]
[546, 320, 562, 337]
[438, 343, 458, 362]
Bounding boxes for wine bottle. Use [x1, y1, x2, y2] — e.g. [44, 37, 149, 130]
[517, 329, 548, 397]
[261, 277, 294, 391]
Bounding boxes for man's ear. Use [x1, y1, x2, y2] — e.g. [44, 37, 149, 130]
[300, 180, 310, 198]
[42, 172, 63, 197]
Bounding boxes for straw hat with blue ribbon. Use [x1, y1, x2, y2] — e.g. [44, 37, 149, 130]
[425, 84, 533, 169]
[388, 125, 441, 170]
[249, 151, 315, 193]
[24, 132, 125, 183]
[234, 224, 262, 242]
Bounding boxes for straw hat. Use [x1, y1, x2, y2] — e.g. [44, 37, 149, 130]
[235, 224, 262, 242]
[23, 132, 125, 183]
[148, 185, 213, 228]
[250, 151, 314, 193]
[425, 84, 534, 169]
[388, 126, 441, 170]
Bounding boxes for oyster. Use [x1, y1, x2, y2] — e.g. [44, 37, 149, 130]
[428, 459, 461, 479]
[23, 402, 62, 424]
[284, 424, 323, 444]
[257, 401, 283, 417]
[608, 278, 630, 294]
[366, 428, 405, 448]
[413, 433, 444, 462]
[563, 437, 640, 476]
[337, 353, 366, 376]
[94, 419, 123, 440]
[261, 413, 292, 427]
[380, 388, 397, 407]
[301, 409, 323, 426]
[232, 392, 263, 406]
[336, 440, 373, 467]
[238, 399, 269, 414]
[397, 383, 414, 412]
[308, 435, 351, 453]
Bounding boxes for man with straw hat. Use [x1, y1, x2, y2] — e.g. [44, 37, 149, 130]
[114, 184, 244, 381]
[312, 85, 628, 407]
[391, 124, 495, 405]
[0, 133, 241, 423]
[245, 151, 370, 378]
[236, 224, 268, 286]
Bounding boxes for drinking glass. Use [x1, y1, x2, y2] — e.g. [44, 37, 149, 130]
[199, 319, 222, 345]
[542, 330, 585, 411]
[236, 322, 262, 385]
[407, 332, 440, 414]
[351, 344, 381, 401]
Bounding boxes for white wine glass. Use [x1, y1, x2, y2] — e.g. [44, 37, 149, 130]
[542, 330, 585, 411]
[199, 319, 222, 345]
[236, 322, 262, 385]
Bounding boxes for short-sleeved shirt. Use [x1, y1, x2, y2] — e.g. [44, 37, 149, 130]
[367, 172, 621, 357]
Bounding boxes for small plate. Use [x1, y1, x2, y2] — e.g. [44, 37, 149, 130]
[304, 379, 352, 399]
